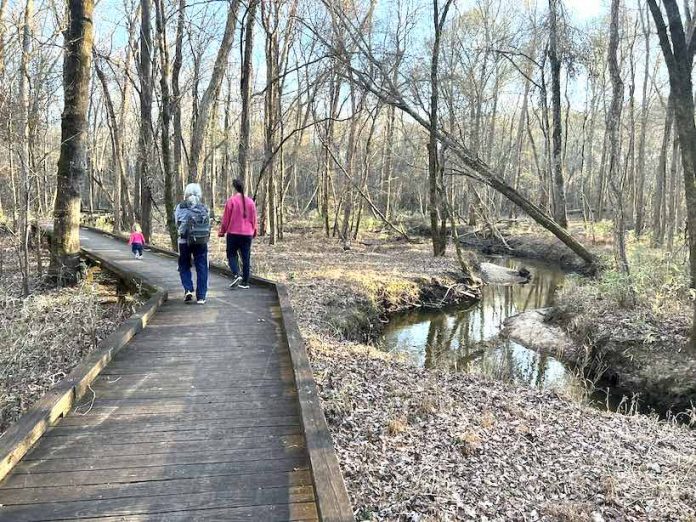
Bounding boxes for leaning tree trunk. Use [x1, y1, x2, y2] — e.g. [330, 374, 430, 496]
[50, 0, 94, 284]
[94, 57, 124, 233]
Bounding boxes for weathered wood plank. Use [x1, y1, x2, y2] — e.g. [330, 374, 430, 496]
[15, 426, 304, 449]
[16, 445, 308, 474]
[75, 501, 319, 521]
[45, 414, 302, 438]
[1, 469, 313, 506]
[24, 434, 305, 461]
[0, 456, 310, 489]
[277, 284, 354, 521]
[0, 485, 316, 521]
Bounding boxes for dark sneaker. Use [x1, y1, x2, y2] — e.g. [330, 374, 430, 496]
[197, 299, 206, 305]
[239, 283, 250, 289]
[229, 276, 242, 288]
[184, 291, 194, 303]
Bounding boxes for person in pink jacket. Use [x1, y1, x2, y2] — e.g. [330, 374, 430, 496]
[218, 178, 257, 289]
[128, 223, 145, 259]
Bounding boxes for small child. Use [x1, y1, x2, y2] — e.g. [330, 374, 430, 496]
[128, 223, 145, 259]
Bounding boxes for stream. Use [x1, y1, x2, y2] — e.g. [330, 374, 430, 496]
[381, 257, 585, 394]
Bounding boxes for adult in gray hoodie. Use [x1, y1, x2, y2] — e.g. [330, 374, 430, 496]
[175, 183, 209, 304]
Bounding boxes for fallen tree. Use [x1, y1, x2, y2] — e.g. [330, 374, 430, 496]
[312, 1, 599, 269]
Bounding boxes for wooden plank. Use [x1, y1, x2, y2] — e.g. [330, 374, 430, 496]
[76, 502, 319, 522]
[45, 415, 302, 438]
[25, 434, 306, 461]
[81, 387, 297, 401]
[16, 445, 307, 474]
[57, 400, 297, 418]
[50, 408, 301, 433]
[0, 280, 167, 484]
[276, 284, 354, 521]
[0, 456, 310, 489]
[33, 425, 304, 448]
[55, 400, 298, 419]
[1, 469, 313, 506]
[0, 485, 315, 521]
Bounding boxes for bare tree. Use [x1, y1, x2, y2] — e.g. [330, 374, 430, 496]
[607, 0, 633, 295]
[188, 0, 241, 183]
[50, 0, 94, 283]
[238, 0, 259, 184]
[154, 0, 177, 247]
[548, 0, 568, 228]
[647, 0, 696, 350]
[136, 0, 154, 240]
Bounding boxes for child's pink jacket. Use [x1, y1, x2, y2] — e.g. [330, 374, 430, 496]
[128, 232, 145, 245]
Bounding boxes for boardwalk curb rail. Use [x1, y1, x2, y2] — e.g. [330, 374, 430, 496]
[0, 232, 167, 485]
[78, 225, 354, 521]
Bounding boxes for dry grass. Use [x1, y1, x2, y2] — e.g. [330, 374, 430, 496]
[0, 235, 143, 435]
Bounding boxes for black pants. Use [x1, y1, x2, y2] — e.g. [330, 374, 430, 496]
[226, 234, 252, 284]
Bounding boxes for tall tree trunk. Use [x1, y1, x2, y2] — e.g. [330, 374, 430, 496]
[172, 0, 185, 195]
[548, 0, 568, 228]
[18, 0, 32, 295]
[238, 0, 258, 184]
[667, 133, 680, 250]
[50, 0, 94, 284]
[188, 0, 241, 182]
[154, 0, 177, 248]
[635, 0, 652, 236]
[94, 57, 123, 233]
[647, 0, 696, 351]
[137, 0, 153, 240]
[652, 96, 674, 247]
[608, 0, 632, 284]
[429, 0, 453, 257]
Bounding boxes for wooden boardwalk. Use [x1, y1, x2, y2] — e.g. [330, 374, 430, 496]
[0, 228, 350, 521]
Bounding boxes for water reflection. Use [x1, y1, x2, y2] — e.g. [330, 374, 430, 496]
[381, 258, 577, 389]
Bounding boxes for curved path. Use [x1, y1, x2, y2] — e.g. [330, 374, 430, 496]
[0, 228, 349, 521]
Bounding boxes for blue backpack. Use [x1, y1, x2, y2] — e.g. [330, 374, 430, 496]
[178, 202, 210, 246]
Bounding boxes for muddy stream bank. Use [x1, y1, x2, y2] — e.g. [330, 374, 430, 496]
[380, 256, 693, 417]
[379, 258, 587, 392]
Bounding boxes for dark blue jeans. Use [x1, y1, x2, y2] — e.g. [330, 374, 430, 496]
[226, 234, 252, 284]
[178, 242, 208, 300]
[131, 243, 143, 256]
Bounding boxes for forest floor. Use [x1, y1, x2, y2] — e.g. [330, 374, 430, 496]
[0, 233, 144, 436]
[141, 219, 696, 521]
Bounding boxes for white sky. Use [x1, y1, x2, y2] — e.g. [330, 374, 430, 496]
[565, 0, 605, 21]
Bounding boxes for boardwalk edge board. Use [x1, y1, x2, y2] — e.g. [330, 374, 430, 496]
[80, 225, 354, 521]
[0, 230, 168, 485]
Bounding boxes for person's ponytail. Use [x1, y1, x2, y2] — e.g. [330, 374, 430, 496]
[233, 178, 246, 219]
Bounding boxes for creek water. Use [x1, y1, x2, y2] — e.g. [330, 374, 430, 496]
[381, 257, 583, 392]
